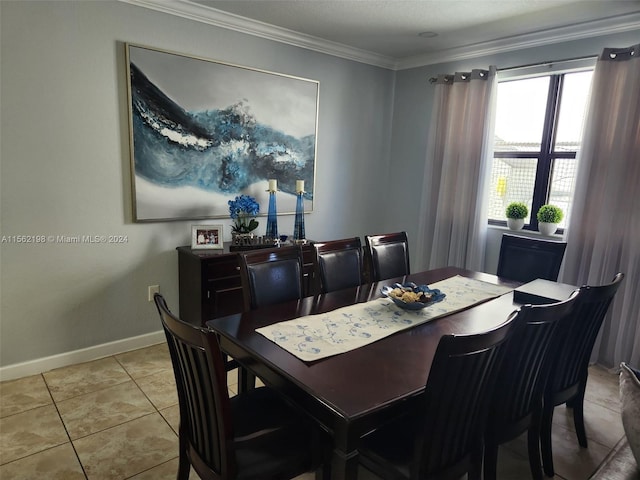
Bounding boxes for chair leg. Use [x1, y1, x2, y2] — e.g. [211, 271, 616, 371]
[313, 429, 331, 480]
[177, 437, 191, 480]
[527, 425, 543, 480]
[572, 383, 588, 448]
[468, 442, 483, 480]
[541, 405, 555, 477]
[238, 367, 256, 393]
[315, 466, 330, 480]
[483, 442, 499, 480]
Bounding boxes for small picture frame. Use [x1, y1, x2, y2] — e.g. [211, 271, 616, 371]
[191, 225, 223, 250]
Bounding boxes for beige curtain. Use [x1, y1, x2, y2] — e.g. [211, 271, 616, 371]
[562, 44, 640, 368]
[416, 67, 497, 271]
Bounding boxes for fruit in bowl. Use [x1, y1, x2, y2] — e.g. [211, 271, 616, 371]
[381, 283, 446, 310]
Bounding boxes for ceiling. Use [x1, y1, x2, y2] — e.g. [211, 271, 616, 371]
[130, 0, 640, 68]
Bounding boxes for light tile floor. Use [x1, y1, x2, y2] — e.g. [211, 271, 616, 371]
[0, 343, 627, 480]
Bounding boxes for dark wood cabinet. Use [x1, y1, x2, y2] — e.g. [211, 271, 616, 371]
[177, 243, 315, 325]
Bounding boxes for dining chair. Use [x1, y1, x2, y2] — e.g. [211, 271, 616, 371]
[357, 313, 518, 480]
[153, 293, 322, 480]
[312, 237, 364, 294]
[482, 291, 579, 480]
[238, 245, 305, 311]
[540, 272, 625, 477]
[496, 234, 567, 283]
[364, 231, 410, 282]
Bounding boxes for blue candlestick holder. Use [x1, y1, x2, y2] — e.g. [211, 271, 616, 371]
[265, 191, 278, 241]
[293, 191, 306, 242]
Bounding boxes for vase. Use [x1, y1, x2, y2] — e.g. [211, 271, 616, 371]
[538, 222, 558, 236]
[265, 191, 278, 241]
[507, 218, 525, 231]
[293, 192, 306, 243]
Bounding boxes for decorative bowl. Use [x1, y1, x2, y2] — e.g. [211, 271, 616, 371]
[381, 282, 446, 310]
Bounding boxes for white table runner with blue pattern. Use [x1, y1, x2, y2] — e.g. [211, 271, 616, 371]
[256, 275, 513, 361]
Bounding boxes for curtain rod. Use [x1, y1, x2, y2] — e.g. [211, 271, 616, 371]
[428, 54, 599, 83]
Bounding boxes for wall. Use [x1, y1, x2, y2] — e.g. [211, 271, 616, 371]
[0, 0, 395, 374]
[389, 30, 640, 272]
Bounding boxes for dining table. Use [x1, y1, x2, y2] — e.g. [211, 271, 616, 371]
[206, 266, 521, 480]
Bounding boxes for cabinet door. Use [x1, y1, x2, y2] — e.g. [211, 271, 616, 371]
[203, 256, 244, 319]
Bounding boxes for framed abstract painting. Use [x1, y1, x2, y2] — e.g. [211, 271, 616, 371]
[125, 43, 318, 222]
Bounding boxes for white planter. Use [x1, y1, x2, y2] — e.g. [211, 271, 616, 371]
[507, 218, 525, 231]
[538, 222, 558, 236]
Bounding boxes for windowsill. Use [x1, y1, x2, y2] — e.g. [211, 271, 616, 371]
[487, 224, 565, 239]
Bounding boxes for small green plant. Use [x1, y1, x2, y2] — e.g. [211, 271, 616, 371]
[536, 204, 564, 223]
[505, 202, 528, 219]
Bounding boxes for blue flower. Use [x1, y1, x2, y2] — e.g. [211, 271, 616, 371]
[228, 195, 260, 233]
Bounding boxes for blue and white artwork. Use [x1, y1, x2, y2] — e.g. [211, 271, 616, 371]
[126, 44, 318, 222]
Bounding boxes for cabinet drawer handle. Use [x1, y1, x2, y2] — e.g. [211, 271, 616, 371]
[236, 266, 240, 271]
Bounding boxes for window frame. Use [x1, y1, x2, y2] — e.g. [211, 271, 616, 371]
[489, 59, 596, 232]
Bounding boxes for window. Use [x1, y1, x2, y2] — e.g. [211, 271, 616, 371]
[487, 65, 594, 231]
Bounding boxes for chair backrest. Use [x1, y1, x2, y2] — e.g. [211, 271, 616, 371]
[412, 314, 518, 479]
[546, 273, 625, 399]
[497, 234, 567, 283]
[312, 237, 364, 294]
[238, 246, 304, 311]
[154, 293, 235, 480]
[364, 231, 410, 282]
[487, 291, 579, 437]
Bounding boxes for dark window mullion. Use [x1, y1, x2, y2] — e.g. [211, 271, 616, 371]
[530, 75, 561, 230]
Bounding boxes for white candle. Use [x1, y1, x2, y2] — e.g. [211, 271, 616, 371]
[296, 180, 304, 193]
[268, 179, 277, 192]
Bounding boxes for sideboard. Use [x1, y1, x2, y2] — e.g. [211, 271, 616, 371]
[176, 243, 316, 325]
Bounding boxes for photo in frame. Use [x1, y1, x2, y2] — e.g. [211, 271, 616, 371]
[191, 225, 224, 250]
[125, 43, 318, 222]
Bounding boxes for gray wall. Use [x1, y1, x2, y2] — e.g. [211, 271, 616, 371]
[0, 0, 394, 368]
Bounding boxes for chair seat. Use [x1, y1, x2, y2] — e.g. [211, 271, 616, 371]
[358, 414, 417, 480]
[234, 388, 315, 480]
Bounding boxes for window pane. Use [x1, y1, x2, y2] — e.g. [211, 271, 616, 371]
[555, 71, 593, 150]
[488, 157, 537, 222]
[548, 158, 578, 228]
[494, 77, 549, 152]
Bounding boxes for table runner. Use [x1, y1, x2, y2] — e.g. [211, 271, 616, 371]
[256, 275, 513, 361]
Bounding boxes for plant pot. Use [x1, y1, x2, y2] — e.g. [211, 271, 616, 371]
[507, 218, 525, 231]
[538, 222, 558, 236]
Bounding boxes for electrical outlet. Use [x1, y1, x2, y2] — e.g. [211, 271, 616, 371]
[148, 285, 160, 302]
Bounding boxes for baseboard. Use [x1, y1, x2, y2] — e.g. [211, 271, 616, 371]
[0, 330, 166, 382]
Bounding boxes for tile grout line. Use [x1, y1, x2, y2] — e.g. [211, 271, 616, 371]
[40, 372, 90, 480]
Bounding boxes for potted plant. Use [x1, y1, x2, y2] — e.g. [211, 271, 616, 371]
[536, 204, 564, 235]
[505, 202, 528, 230]
[228, 195, 260, 246]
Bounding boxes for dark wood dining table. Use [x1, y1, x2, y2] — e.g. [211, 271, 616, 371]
[206, 266, 520, 480]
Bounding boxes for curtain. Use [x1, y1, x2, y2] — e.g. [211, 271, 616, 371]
[416, 67, 497, 271]
[562, 44, 640, 368]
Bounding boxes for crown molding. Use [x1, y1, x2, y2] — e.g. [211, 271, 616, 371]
[121, 0, 640, 71]
[397, 12, 640, 70]
[119, 0, 398, 69]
